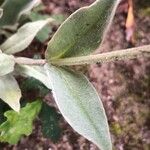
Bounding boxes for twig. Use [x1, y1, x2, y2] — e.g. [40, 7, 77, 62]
[14, 45, 150, 66]
[14, 57, 46, 65]
[50, 45, 150, 66]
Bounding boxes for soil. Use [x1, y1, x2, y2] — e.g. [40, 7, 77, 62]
[1, 0, 150, 150]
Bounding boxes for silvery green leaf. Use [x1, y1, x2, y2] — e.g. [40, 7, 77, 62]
[46, 0, 120, 60]
[0, 18, 54, 54]
[45, 64, 112, 150]
[0, 0, 40, 27]
[0, 53, 15, 76]
[0, 75, 21, 112]
[15, 65, 51, 89]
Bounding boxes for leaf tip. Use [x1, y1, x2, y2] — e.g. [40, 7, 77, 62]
[10, 101, 21, 112]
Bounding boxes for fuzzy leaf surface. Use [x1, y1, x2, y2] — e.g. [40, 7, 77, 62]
[0, 53, 15, 76]
[46, 0, 120, 60]
[0, 75, 21, 112]
[45, 64, 112, 150]
[0, 100, 42, 144]
[1, 19, 54, 54]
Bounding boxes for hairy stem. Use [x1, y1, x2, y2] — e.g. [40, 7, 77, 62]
[14, 45, 150, 66]
[14, 57, 46, 65]
[50, 45, 150, 66]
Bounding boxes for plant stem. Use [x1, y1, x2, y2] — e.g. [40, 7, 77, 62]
[50, 45, 150, 66]
[14, 45, 150, 66]
[14, 57, 46, 65]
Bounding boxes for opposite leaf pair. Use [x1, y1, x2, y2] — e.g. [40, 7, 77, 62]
[0, 0, 121, 149]
[42, 1, 120, 149]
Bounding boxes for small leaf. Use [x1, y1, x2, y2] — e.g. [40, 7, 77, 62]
[36, 26, 52, 42]
[45, 64, 112, 150]
[29, 12, 65, 42]
[0, 100, 42, 144]
[0, 74, 21, 112]
[21, 77, 50, 98]
[0, 53, 15, 76]
[0, 0, 40, 27]
[15, 65, 52, 89]
[29, 12, 53, 42]
[40, 103, 61, 142]
[46, 0, 120, 60]
[0, 19, 54, 54]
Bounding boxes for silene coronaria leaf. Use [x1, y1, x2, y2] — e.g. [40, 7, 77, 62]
[46, 0, 121, 60]
[45, 64, 112, 150]
[0, 18, 54, 54]
[0, 74, 21, 112]
[0, 53, 15, 76]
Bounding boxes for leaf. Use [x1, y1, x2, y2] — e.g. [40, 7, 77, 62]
[29, 12, 65, 42]
[0, 74, 21, 112]
[0, 53, 15, 76]
[46, 0, 120, 60]
[45, 64, 112, 150]
[40, 103, 61, 142]
[0, 100, 42, 144]
[15, 65, 52, 89]
[51, 14, 66, 25]
[0, 0, 40, 27]
[29, 12, 53, 42]
[0, 18, 54, 54]
[0, 8, 3, 18]
[36, 26, 52, 42]
[21, 77, 50, 98]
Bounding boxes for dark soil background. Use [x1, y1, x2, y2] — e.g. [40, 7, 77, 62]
[1, 0, 150, 150]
